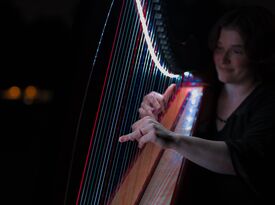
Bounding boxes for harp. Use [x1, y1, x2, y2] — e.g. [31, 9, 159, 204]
[64, 0, 206, 204]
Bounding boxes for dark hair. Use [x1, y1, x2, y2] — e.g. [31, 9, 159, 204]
[208, 6, 275, 81]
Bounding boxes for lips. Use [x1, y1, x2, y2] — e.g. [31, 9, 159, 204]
[218, 66, 234, 72]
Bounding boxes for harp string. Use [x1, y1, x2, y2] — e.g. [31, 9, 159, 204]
[98, 4, 149, 202]
[76, 0, 127, 203]
[117, 1, 168, 192]
[137, 87, 204, 204]
[81, 0, 143, 202]
[85, 1, 137, 203]
[77, 0, 182, 204]
[115, 0, 165, 183]
[64, 0, 117, 204]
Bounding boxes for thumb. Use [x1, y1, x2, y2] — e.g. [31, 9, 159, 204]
[163, 83, 176, 103]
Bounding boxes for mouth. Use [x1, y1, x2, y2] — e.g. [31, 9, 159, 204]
[218, 66, 234, 72]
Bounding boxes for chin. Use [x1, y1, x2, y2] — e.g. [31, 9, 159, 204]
[217, 74, 234, 83]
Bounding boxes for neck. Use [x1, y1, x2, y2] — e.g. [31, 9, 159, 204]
[223, 79, 258, 98]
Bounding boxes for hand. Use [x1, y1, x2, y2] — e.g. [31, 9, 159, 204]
[139, 83, 176, 120]
[119, 116, 177, 149]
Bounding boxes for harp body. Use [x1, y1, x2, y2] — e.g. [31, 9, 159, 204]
[110, 85, 204, 205]
[65, 0, 206, 204]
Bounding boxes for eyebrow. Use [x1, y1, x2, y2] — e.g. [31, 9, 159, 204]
[216, 42, 244, 48]
[231, 45, 244, 48]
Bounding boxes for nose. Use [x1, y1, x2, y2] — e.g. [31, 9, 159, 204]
[222, 51, 230, 64]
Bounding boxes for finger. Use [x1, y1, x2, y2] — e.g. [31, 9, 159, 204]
[151, 92, 165, 113]
[138, 131, 155, 149]
[119, 130, 141, 143]
[131, 116, 153, 131]
[144, 94, 161, 111]
[139, 108, 155, 119]
[137, 121, 158, 148]
[141, 101, 160, 116]
[163, 84, 176, 105]
[139, 107, 146, 119]
[131, 118, 144, 131]
[141, 102, 154, 113]
[150, 93, 162, 111]
[143, 92, 166, 116]
[153, 94, 166, 114]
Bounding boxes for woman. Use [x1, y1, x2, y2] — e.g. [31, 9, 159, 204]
[119, 6, 275, 204]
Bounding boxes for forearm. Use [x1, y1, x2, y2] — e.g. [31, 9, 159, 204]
[173, 134, 236, 175]
[120, 116, 236, 175]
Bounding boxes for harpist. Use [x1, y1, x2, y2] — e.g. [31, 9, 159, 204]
[119, 6, 275, 204]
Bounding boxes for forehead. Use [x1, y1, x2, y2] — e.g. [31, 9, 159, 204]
[218, 28, 244, 45]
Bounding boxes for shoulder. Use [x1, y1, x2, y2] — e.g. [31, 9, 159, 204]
[228, 82, 275, 134]
[241, 83, 275, 127]
[251, 82, 275, 108]
[239, 82, 275, 109]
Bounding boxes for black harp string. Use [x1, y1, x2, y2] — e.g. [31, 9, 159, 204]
[84, 1, 134, 201]
[106, 8, 143, 202]
[113, 2, 174, 199]
[88, 0, 147, 203]
[75, 0, 182, 204]
[63, 0, 116, 204]
[90, 1, 143, 202]
[79, 0, 141, 203]
[80, 1, 132, 203]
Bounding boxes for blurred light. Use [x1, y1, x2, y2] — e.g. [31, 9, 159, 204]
[5, 86, 21, 100]
[23, 85, 38, 105]
[1, 85, 53, 105]
[39, 90, 53, 102]
[25, 86, 38, 99]
[184, 72, 193, 78]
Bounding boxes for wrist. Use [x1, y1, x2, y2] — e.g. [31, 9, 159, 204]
[165, 132, 181, 149]
[172, 133, 189, 151]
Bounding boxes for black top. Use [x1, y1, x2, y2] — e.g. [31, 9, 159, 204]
[175, 83, 275, 205]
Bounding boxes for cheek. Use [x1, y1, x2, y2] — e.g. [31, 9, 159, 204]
[231, 58, 253, 78]
[213, 54, 219, 64]
[232, 56, 249, 68]
[213, 53, 222, 66]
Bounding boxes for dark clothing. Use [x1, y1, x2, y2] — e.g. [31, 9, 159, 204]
[176, 83, 275, 205]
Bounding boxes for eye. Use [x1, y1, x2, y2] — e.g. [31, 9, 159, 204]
[232, 48, 244, 54]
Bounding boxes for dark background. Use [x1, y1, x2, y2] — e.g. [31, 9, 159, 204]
[1, 0, 275, 204]
[0, 0, 80, 204]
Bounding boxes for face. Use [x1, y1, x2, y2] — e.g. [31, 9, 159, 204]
[213, 28, 254, 84]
